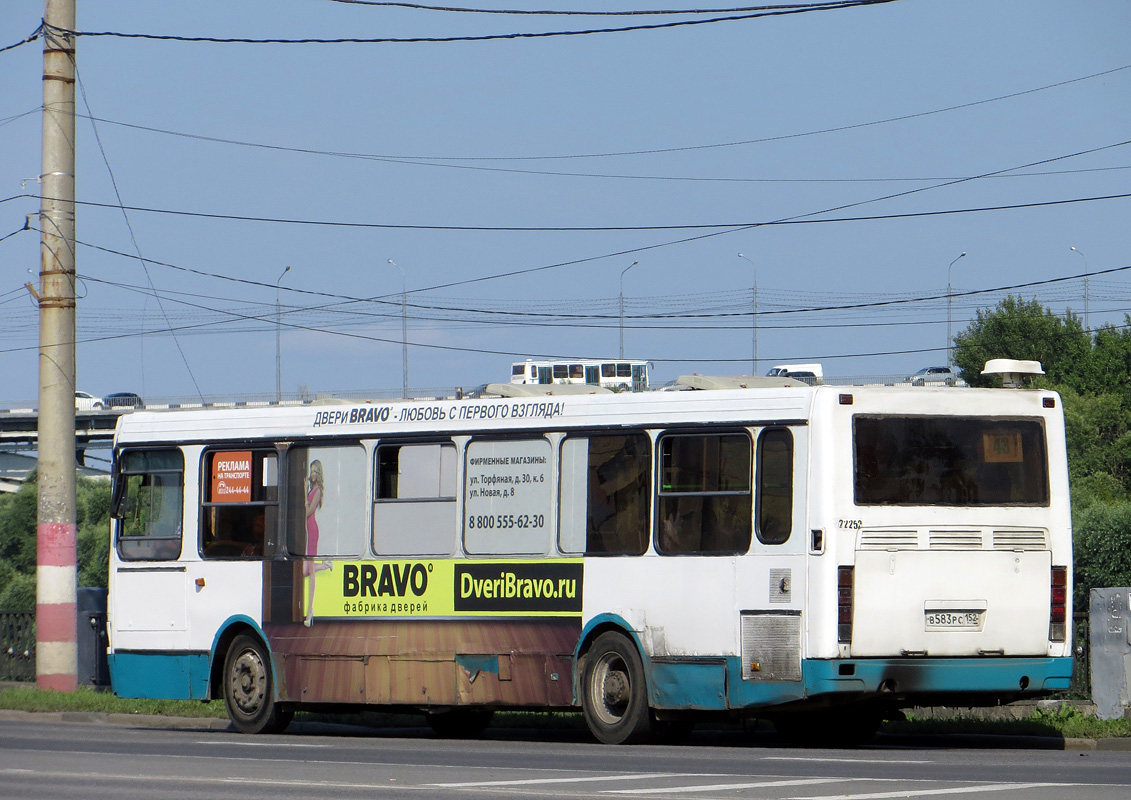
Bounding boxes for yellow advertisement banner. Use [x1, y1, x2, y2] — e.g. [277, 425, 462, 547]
[308, 558, 583, 620]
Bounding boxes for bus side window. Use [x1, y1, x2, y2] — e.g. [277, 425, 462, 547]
[657, 433, 752, 555]
[756, 428, 793, 545]
[285, 445, 368, 558]
[113, 449, 185, 561]
[201, 450, 277, 559]
[373, 443, 458, 556]
[560, 434, 650, 555]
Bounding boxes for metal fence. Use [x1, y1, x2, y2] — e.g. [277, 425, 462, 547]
[1070, 611, 1090, 699]
[0, 611, 34, 682]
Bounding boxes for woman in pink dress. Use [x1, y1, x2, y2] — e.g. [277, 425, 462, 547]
[304, 460, 331, 626]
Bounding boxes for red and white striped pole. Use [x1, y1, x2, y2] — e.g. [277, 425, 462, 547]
[37, 0, 78, 692]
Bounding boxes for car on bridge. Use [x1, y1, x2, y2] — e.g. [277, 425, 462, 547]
[74, 391, 105, 410]
[104, 392, 144, 409]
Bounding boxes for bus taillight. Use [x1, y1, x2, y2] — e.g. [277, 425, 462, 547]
[838, 566, 853, 644]
[1050, 566, 1067, 642]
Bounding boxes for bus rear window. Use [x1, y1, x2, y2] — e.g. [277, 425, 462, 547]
[854, 416, 1048, 506]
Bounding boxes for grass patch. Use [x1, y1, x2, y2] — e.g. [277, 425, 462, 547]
[888, 704, 1131, 739]
[0, 685, 226, 718]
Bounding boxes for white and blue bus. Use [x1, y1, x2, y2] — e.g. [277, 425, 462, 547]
[106, 365, 1072, 744]
[511, 358, 649, 392]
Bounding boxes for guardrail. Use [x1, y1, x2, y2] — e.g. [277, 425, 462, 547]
[0, 611, 34, 682]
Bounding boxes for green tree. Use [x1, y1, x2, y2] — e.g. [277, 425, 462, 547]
[0, 481, 38, 574]
[0, 474, 112, 600]
[1080, 322, 1131, 396]
[1060, 388, 1131, 508]
[953, 296, 1091, 389]
[1073, 502, 1131, 609]
[0, 560, 15, 602]
[78, 525, 109, 589]
[953, 299, 1131, 609]
[0, 572, 35, 612]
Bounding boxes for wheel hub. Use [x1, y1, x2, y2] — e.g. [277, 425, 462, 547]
[230, 649, 266, 714]
[603, 671, 629, 708]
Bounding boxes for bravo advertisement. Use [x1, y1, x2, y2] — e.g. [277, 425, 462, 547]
[309, 559, 583, 619]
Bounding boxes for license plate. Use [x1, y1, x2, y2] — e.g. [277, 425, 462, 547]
[925, 610, 983, 630]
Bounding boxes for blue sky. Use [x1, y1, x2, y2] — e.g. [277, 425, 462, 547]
[1, 0, 1129, 403]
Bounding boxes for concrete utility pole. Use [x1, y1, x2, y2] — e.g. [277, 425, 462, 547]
[37, 0, 79, 692]
[946, 252, 966, 368]
[275, 265, 290, 402]
[737, 253, 758, 375]
[619, 261, 638, 359]
[387, 260, 408, 398]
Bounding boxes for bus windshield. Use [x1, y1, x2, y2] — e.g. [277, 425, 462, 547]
[853, 416, 1048, 506]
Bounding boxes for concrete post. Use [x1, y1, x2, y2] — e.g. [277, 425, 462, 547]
[37, 0, 79, 692]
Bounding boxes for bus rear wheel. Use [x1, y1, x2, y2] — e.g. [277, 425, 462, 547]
[581, 632, 653, 744]
[223, 634, 293, 734]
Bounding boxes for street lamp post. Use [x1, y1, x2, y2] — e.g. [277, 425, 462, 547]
[619, 260, 638, 359]
[387, 259, 409, 398]
[737, 253, 758, 375]
[1071, 246, 1089, 331]
[946, 252, 966, 368]
[275, 265, 290, 402]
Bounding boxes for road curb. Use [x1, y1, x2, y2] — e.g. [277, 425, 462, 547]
[0, 708, 230, 730]
[2, 707, 1128, 749]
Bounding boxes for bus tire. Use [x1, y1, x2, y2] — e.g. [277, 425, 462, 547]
[581, 632, 653, 744]
[223, 634, 293, 734]
[426, 708, 494, 738]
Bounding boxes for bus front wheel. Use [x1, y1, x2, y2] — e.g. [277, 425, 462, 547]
[581, 632, 653, 744]
[223, 634, 293, 734]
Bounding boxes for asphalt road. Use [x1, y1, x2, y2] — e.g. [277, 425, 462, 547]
[2, 716, 1131, 800]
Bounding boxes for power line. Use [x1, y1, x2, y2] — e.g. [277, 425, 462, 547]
[0, 25, 41, 55]
[0, 223, 29, 246]
[77, 272, 1119, 334]
[0, 108, 41, 128]
[44, 3, 902, 46]
[12, 259, 1127, 366]
[72, 61, 1131, 163]
[54, 135, 1125, 301]
[18, 188, 1131, 233]
[49, 223, 1131, 321]
[70, 113, 1131, 185]
[73, 63, 206, 401]
[324, 1, 877, 15]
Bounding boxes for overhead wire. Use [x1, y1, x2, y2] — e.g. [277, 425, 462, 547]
[0, 108, 41, 128]
[0, 25, 42, 56]
[17, 187, 1131, 233]
[323, 1, 880, 14]
[410, 143, 1131, 295]
[11, 254, 1124, 365]
[73, 62, 206, 401]
[66, 59, 1131, 165]
[68, 113, 1131, 184]
[44, 2, 903, 46]
[39, 221, 1131, 320]
[5, 15, 1124, 372]
[73, 272, 1116, 335]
